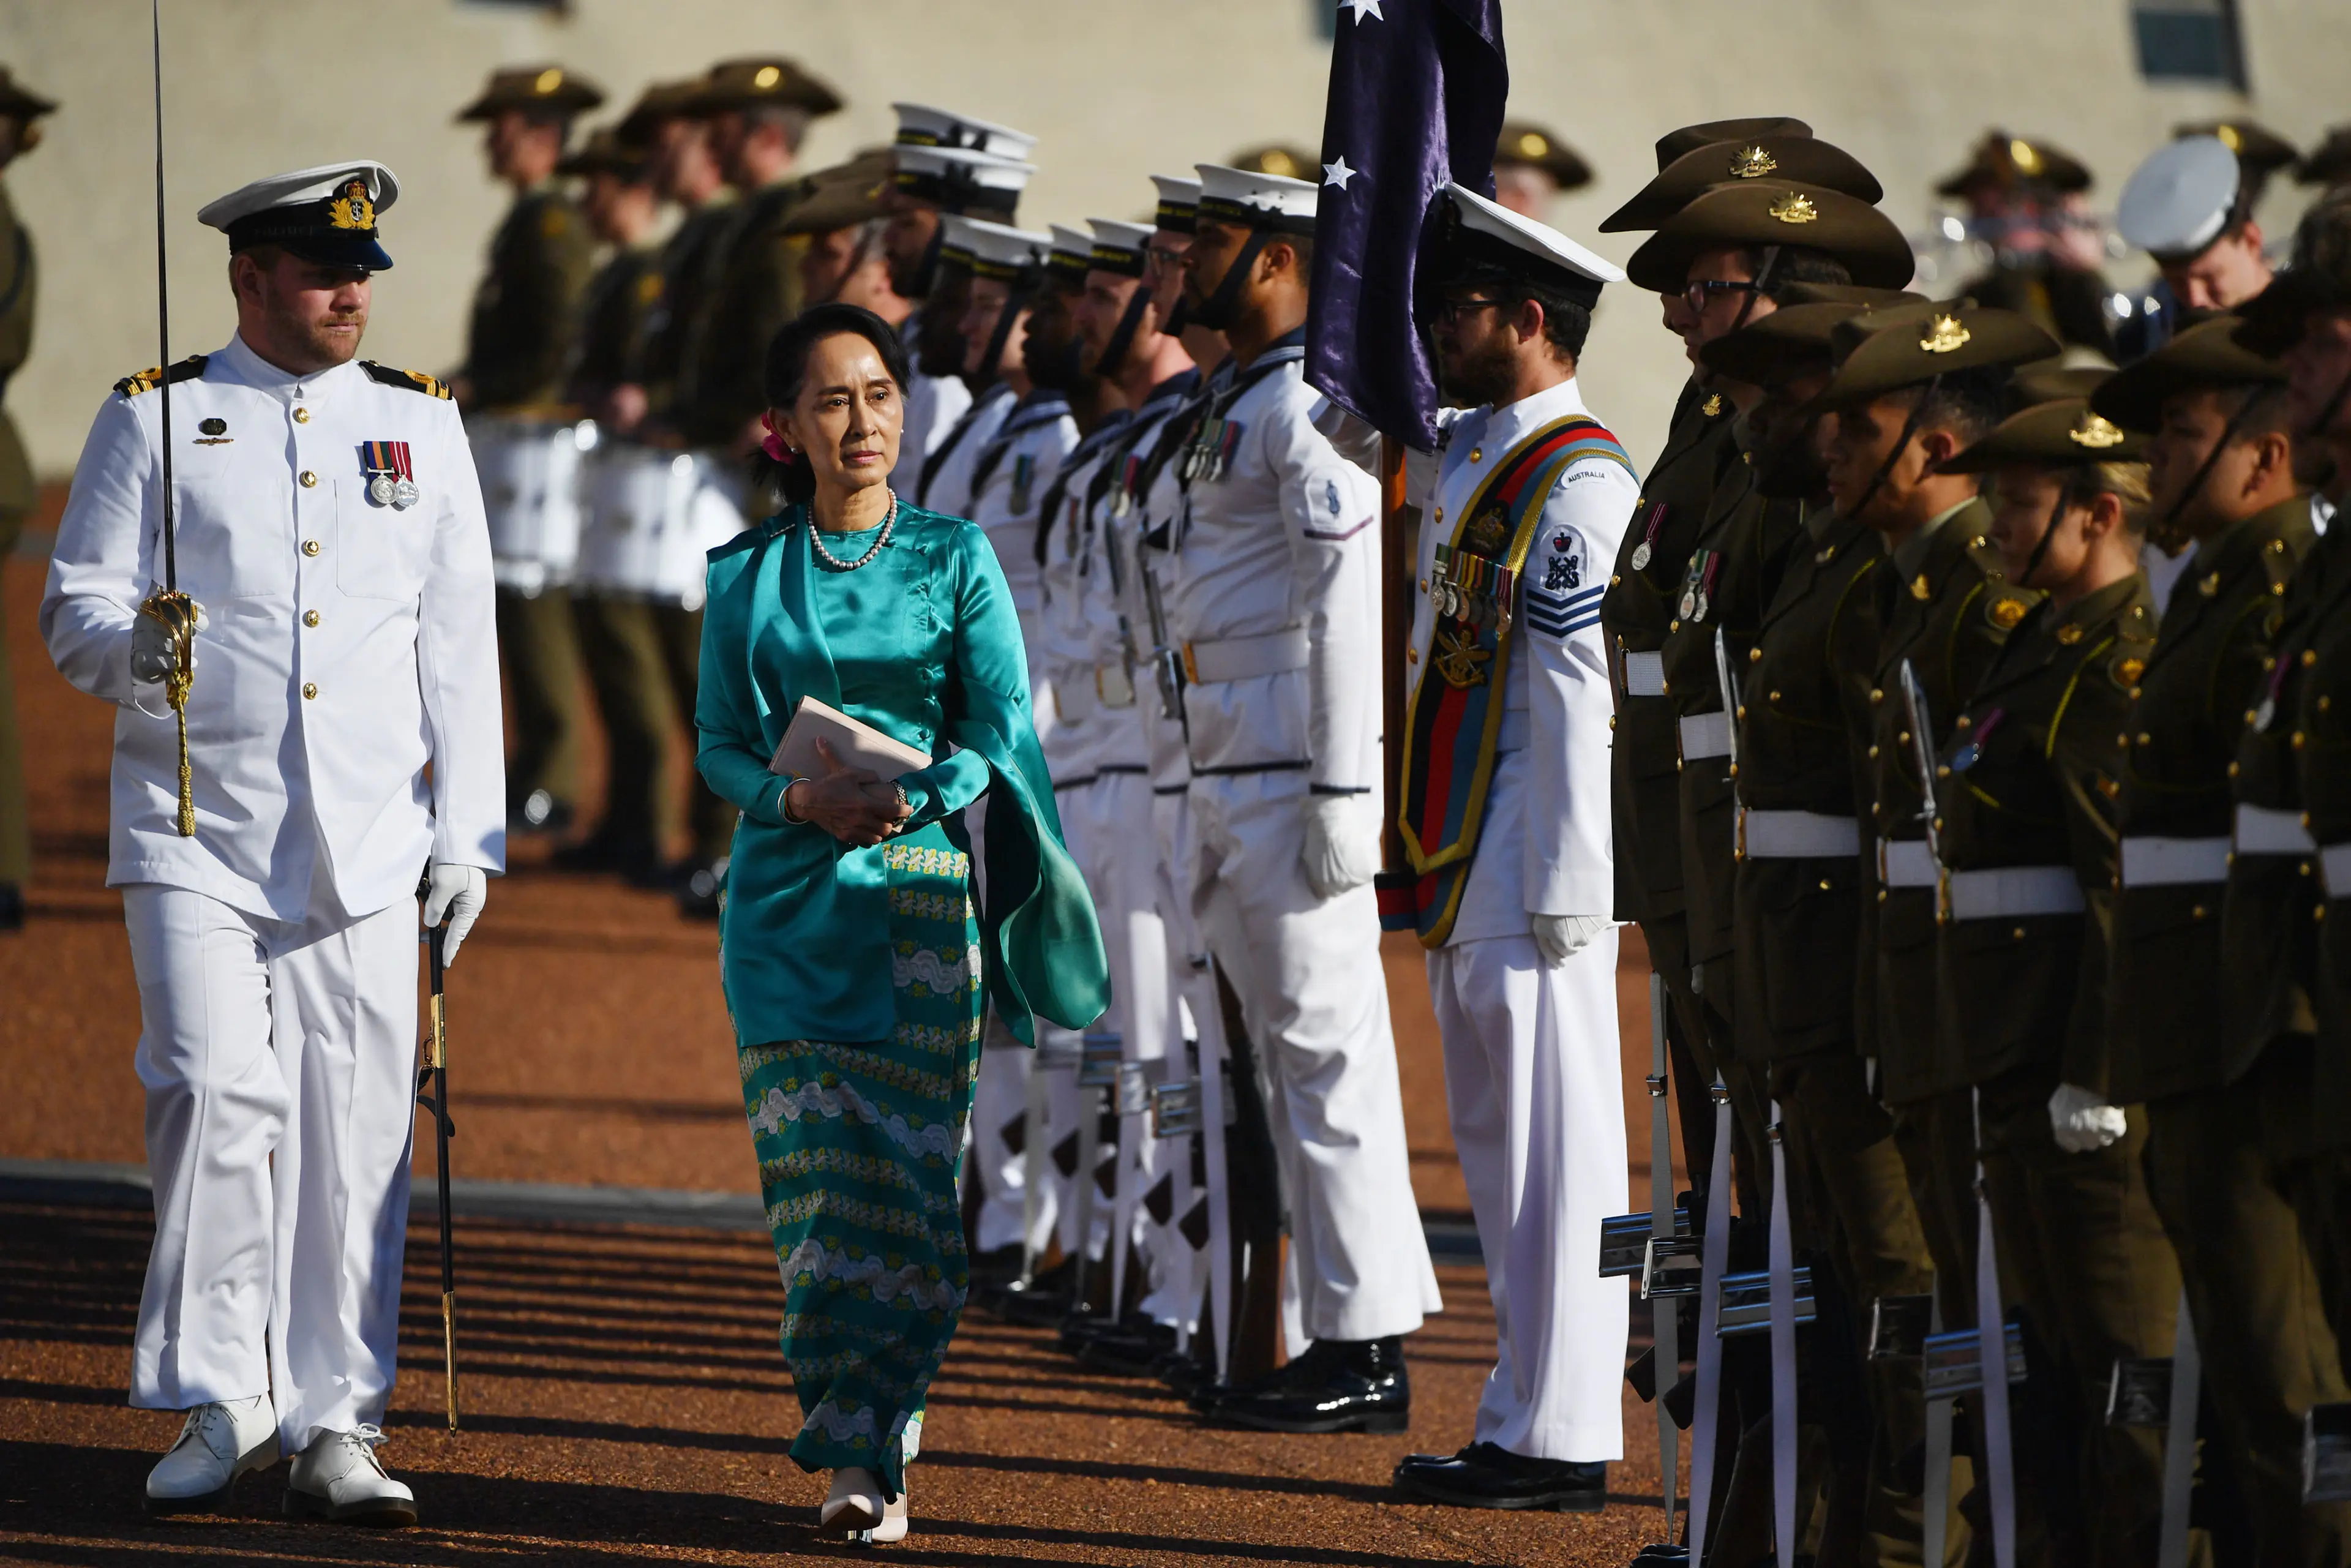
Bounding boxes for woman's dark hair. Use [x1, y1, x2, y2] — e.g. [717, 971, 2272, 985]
[759, 303, 915, 504]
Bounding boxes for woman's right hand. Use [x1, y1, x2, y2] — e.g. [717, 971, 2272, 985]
[785, 737, 914, 847]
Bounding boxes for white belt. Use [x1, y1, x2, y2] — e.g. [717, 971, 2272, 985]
[1740, 809, 1860, 860]
[1679, 711, 1731, 760]
[2323, 842, 2351, 899]
[1878, 838, 1937, 889]
[1621, 649, 1667, 699]
[1182, 627, 1309, 685]
[2234, 802, 2317, 856]
[1054, 663, 1138, 724]
[1096, 661, 1138, 709]
[2118, 835, 2231, 888]
[1946, 866, 2085, 922]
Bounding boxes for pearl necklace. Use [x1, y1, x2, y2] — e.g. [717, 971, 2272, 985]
[808, 489, 899, 572]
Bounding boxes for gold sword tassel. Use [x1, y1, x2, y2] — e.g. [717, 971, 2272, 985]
[139, 589, 198, 835]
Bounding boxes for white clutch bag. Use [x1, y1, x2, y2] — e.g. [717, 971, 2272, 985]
[769, 696, 932, 783]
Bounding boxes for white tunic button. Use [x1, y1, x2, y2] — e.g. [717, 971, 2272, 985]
[302, 682, 318, 700]
[303, 610, 320, 628]
[302, 539, 321, 557]
[299, 470, 318, 488]
[293, 407, 310, 424]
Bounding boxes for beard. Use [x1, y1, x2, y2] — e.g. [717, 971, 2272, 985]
[1436, 332, 1517, 408]
[272, 299, 366, 369]
[1745, 404, 1829, 500]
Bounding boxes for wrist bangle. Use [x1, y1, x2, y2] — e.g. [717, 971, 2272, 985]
[780, 776, 809, 824]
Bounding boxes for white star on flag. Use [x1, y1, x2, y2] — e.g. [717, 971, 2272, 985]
[1340, 0, 1384, 22]
[1323, 157, 1357, 190]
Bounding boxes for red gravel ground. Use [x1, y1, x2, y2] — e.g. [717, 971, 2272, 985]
[0, 511, 1692, 1566]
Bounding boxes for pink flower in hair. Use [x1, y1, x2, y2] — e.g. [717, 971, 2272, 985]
[760, 411, 794, 464]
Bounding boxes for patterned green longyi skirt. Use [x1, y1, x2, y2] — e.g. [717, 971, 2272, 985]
[735, 830, 986, 1498]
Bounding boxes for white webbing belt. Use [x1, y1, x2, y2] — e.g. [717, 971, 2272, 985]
[1056, 679, 1098, 724]
[1621, 648, 1666, 699]
[1878, 838, 1938, 889]
[1741, 809, 1860, 860]
[2234, 802, 2317, 856]
[1182, 627, 1309, 685]
[1679, 711, 1731, 761]
[2324, 843, 2351, 900]
[1096, 661, 1138, 709]
[2118, 836, 2231, 888]
[1945, 866, 2085, 922]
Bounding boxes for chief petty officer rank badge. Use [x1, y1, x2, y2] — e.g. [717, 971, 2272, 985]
[359, 440, 420, 509]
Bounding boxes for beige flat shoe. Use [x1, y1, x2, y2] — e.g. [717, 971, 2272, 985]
[820, 1466, 883, 1532]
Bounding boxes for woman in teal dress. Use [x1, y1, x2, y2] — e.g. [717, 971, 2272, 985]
[695, 304, 1108, 1542]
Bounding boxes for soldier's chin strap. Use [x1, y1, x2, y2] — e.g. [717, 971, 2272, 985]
[1841, 372, 1943, 527]
[2152, 382, 2279, 549]
[1693, 246, 1782, 403]
[1187, 228, 1272, 334]
[907, 222, 945, 301]
[1091, 283, 1156, 380]
[2013, 487, 2069, 591]
[972, 281, 1037, 397]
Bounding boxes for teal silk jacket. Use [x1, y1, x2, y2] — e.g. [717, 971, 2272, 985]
[696, 501, 1110, 1046]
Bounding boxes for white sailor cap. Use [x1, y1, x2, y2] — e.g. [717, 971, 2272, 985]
[1046, 223, 1096, 283]
[961, 217, 1052, 284]
[1150, 174, 1203, 234]
[890, 102, 1037, 162]
[2118, 135, 2243, 260]
[891, 143, 1035, 220]
[1436, 182, 1623, 308]
[197, 160, 400, 270]
[1194, 163, 1318, 236]
[936, 214, 980, 268]
[1086, 218, 1155, 278]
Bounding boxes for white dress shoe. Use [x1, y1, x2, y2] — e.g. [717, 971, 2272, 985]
[145, 1394, 279, 1515]
[820, 1465, 885, 1531]
[868, 1489, 910, 1544]
[285, 1425, 417, 1528]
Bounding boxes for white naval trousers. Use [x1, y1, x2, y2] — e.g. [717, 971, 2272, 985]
[1191, 772, 1441, 1343]
[123, 882, 419, 1454]
[1427, 928, 1629, 1462]
[1140, 786, 1207, 1329]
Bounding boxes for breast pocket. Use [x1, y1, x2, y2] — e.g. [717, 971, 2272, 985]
[336, 476, 432, 600]
[174, 477, 294, 599]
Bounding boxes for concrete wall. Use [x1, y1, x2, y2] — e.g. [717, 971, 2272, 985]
[1, 0, 2345, 476]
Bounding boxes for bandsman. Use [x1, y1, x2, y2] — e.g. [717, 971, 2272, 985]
[1932, 394, 2180, 1561]
[0, 65, 53, 933]
[1488, 120, 1591, 218]
[41, 159, 503, 1527]
[1934, 132, 2115, 357]
[453, 66, 602, 836]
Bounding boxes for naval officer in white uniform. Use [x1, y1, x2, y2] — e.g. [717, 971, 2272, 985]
[41, 162, 503, 1527]
[1387, 186, 1635, 1512]
[1169, 163, 1441, 1432]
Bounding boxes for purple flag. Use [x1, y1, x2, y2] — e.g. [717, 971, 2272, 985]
[1307, 0, 1509, 449]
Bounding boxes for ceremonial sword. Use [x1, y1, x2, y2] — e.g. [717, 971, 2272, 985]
[138, 0, 197, 837]
[416, 881, 461, 1429]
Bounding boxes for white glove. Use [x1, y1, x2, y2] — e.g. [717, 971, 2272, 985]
[422, 863, 488, 967]
[1300, 792, 1383, 901]
[130, 597, 207, 686]
[2048, 1082, 2128, 1153]
[1532, 913, 1613, 967]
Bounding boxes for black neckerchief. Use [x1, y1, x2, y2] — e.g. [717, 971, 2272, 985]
[967, 387, 1073, 506]
[1033, 407, 1136, 567]
[914, 380, 1016, 509]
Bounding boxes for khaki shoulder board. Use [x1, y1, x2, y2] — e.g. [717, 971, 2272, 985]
[359, 361, 452, 399]
[114, 354, 208, 398]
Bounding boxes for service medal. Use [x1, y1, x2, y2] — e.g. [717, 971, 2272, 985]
[1630, 541, 1652, 572]
[368, 472, 398, 507]
[361, 438, 417, 511]
[1679, 587, 1698, 620]
[1692, 588, 1710, 622]
[2254, 696, 2276, 733]
[393, 479, 421, 509]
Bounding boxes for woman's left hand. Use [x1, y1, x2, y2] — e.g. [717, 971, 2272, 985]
[786, 737, 915, 847]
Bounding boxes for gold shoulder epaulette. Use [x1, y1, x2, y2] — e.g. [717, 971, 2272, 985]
[359, 361, 452, 399]
[114, 354, 208, 398]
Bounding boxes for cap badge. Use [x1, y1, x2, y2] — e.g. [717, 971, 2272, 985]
[1731, 146, 1777, 179]
[1919, 314, 1972, 354]
[1768, 192, 1818, 225]
[2216, 124, 2242, 152]
[2068, 412, 2127, 449]
[328, 180, 375, 233]
[754, 64, 781, 89]
[1518, 132, 1548, 159]
[533, 67, 564, 95]
[2008, 138, 2043, 176]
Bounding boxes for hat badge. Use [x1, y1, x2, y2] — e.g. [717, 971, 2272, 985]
[328, 179, 375, 232]
[754, 64, 781, 89]
[533, 67, 563, 95]
[1731, 146, 1777, 179]
[1767, 192, 1818, 225]
[2069, 412, 2127, 449]
[2007, 138, 2043, 176]
[1518, 131, 1548, 159]
[1919, 313, 1972, 354]
[2216, 124, 2243, 152]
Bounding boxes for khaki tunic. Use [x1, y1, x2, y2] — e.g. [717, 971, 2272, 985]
[677, 180, 805, 449]
[461, 182, 597, 413]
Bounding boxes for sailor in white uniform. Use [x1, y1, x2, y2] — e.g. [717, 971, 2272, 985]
[40, 162, 503, 1527]
[903, 161, 1033, 513]
[880, 106, 1037, 484]
[1169, 164, 1440, 1431]
[1385, 186, 1636, 1510]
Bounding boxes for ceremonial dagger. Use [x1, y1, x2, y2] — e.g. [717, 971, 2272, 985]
[138, 0, 197, 836]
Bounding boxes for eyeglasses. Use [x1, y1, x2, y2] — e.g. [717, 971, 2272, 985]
[1682, 278, 1762, 313]
[1434, 296, 1507, 326]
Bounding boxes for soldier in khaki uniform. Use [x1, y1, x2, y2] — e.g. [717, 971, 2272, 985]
[1593, 114, 1816, 1202]
[1488, 121, 1590, 219]
[454, 66, 604, 835]
[1934, 133, 2115, 358]
[1933, 399, 2179, 1564]
[0, 68, 51, 932]
[1704, 287, 1953, 1561]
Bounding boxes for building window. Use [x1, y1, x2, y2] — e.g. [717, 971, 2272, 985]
[2131, 0, 2247, 88]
